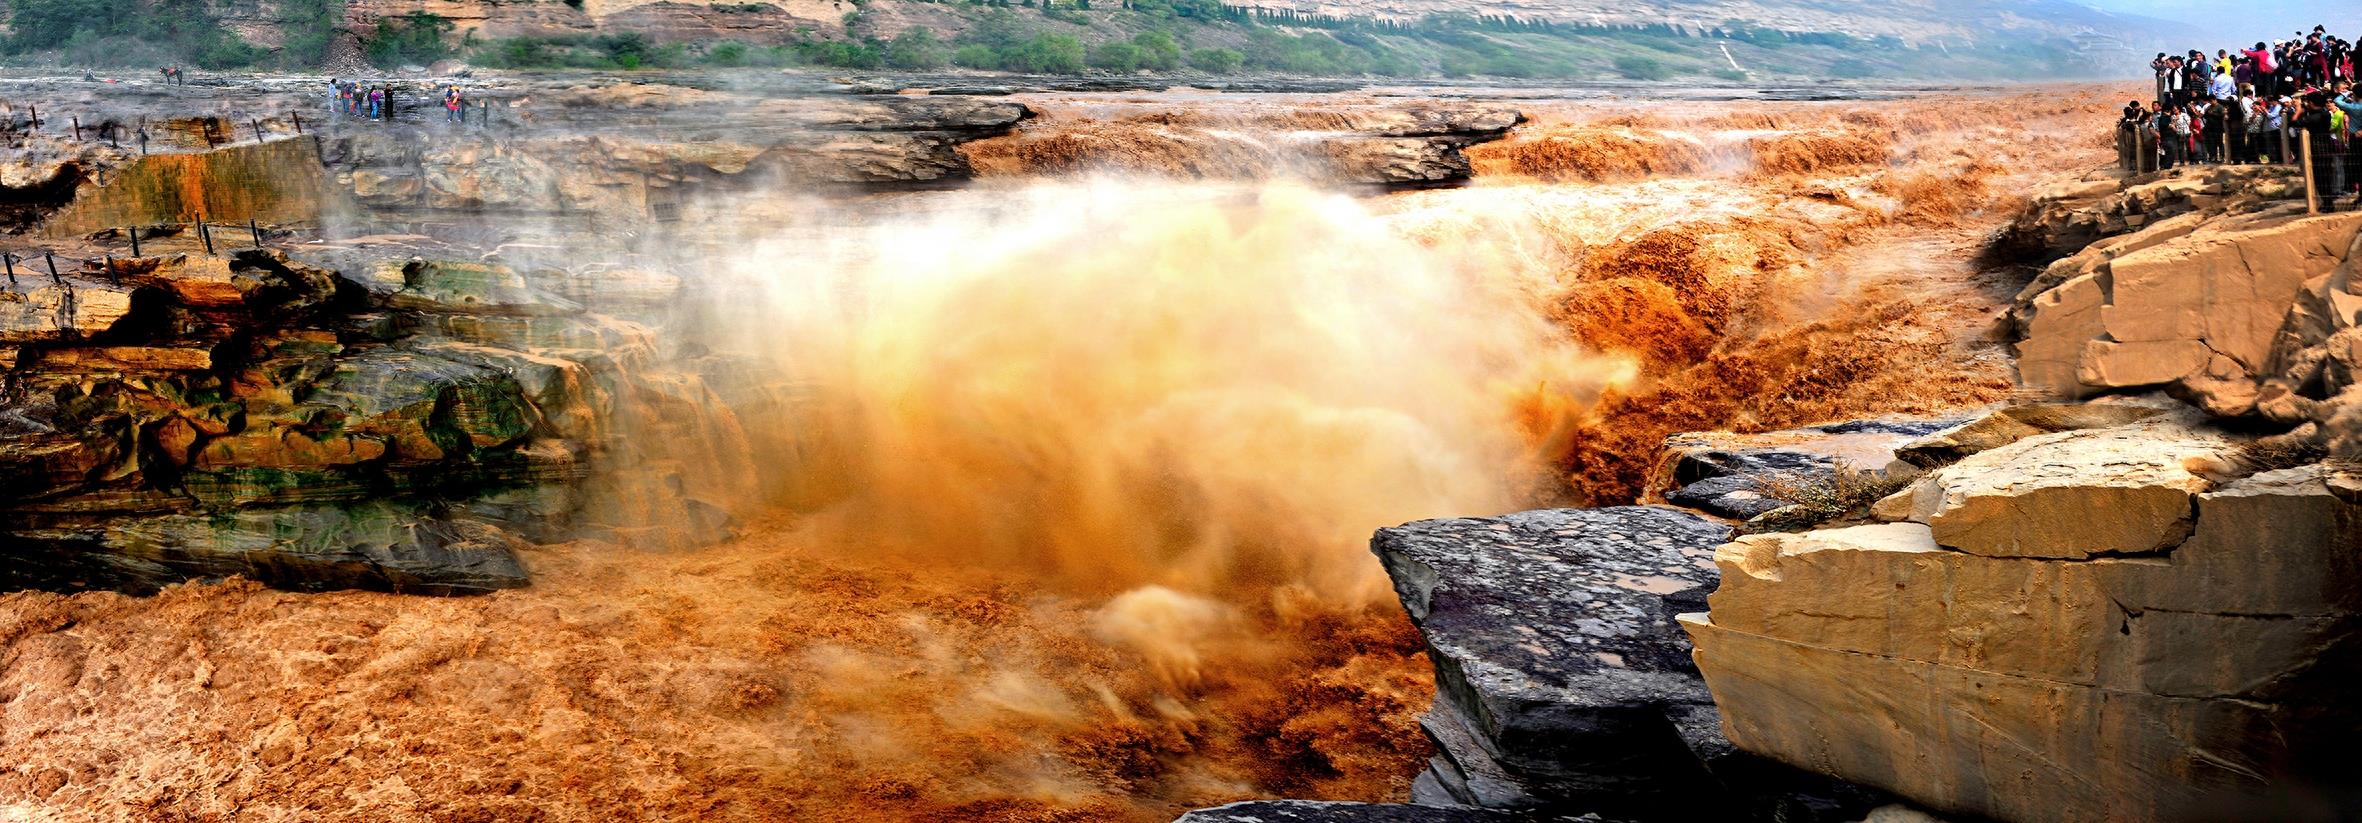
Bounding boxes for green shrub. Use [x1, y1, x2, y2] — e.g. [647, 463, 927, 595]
[885, 27, 948, 69]
[1089, 40, 1140, 71]
[1188, 47, 1242, 73]
[1827, 57, 1877, 78]
[1011, 32, 1084, 73]
[5, 0, 263, 66]
[705, 40, 749, 66]
[952, 44, 1002, 69]
[1612, 54, 1670, 80]
[365, 11, 454, 67]
[1131, 29, 1180, 69]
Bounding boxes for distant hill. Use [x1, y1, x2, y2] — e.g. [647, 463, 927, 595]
[0, 0, 2194, 81]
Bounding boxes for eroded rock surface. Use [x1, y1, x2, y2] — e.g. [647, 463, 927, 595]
[1371, 507, 1883, 821]
[1688, 459, 2362, 822]
[0, 247, 740, 593]
[1658, 417, 1961, 521]
[1172, 800, 1522, 823]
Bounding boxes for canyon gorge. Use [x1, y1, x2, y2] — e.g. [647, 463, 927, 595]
[1, 67, 2356, 823]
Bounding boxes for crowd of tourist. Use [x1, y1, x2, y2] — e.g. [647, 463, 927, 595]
[2121, 24, 2362, 212]
[327, 79, 471, 124]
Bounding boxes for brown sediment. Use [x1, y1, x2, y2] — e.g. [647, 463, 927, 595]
[0, 84, 2132, 820]
[961, 128, 1283, 179]
[0, 523, 1433, 823]
[1744, 129, 1890, 177]
[1466, 127, 1708, 182]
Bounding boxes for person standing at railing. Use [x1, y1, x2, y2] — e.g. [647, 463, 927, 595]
[2154, 53, 2176, 107]
[2295, 93, 2341, 212]
[2191, 97, 2210, 161]
[2118, 101, 2149, 171]
[2234, 86, 2260, 163]
[2161, 56, 2186, 107]
[2223, 86, 2249, 163]
[2260, 96, 2287, 163]
[2183, 52, 2211, 105]
[2334, 82, 2362, 206]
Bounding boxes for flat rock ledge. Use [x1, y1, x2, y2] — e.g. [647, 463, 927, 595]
[1173, 801, 1521, 823]
[1355, 507, 1883, 822]
[1688, 416, 2362, 822]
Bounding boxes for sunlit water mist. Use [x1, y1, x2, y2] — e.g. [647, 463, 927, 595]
[702, 181, 1632, 603]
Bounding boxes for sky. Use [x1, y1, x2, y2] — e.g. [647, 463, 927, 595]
[2080, 0, 2362, 45]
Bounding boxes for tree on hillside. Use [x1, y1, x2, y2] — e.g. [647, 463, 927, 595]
[5, 0, 261, 65]
[365, 11, 455, 67]
[885, 27, 949, 69]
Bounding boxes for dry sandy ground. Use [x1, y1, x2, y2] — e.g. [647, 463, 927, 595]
[0, 83, 2126, 822]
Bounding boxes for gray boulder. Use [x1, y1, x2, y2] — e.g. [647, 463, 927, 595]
[1173, 801, 1524, 823]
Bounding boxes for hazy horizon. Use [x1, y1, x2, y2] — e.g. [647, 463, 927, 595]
[2080, 0, 2361, 47]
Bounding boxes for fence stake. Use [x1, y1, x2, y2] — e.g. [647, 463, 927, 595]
[3, 253, 15, 288]
[249, 219, 263, 248]
[27, 105, 36, 130]
[251, 118, 264, 143]
[128, 225, 140, 257]
[292, 113, 303, 135]
[2282, 129, 2292, 166]
[2302, 131, 2318, 215]
[44, 251, 59, 284]
[71, 116, 82, 141]
[104, 255, 117, 286]
[199, 221, 214, 255]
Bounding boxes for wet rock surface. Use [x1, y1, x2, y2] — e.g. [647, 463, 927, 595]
[1370, 506, 1884, 821]
[1658, 417, 1962, 521]
[0, 245, 737, 594]
[1172, 800, 1525, 823]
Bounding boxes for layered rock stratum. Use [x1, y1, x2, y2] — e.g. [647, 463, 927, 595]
[1265, 151, 2362, 823]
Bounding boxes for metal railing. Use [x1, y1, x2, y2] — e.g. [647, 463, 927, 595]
[2115, 123, 2348, 214]
[5, 94, 506, 155]
[3, 219, 272, 291]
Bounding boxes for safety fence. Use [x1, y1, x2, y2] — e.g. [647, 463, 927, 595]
[3, 94, 505, 154]
[2, 219, 271, 291]
[2117, 124, 2351, 215]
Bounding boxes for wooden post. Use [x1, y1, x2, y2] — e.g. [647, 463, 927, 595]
[2282, 129, 2292, 166]
[3, 253, 15, 288]
[104, 255, 117, 286]
[128, 225, 140, 257]
[250, 118, 264, 143]
[27, 105, 37, 130]
[2302, 131, 2318, 215]
[71, 116, 82, 141]
[44, 251, 59, 284]
[249, 219, 262, 248]
[292, 113, 303, 135]
[199, 221, 214, 255]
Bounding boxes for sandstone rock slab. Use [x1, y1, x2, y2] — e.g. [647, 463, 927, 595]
[1690, 464, 2362, 823]
[1890, 424, 2223, 558]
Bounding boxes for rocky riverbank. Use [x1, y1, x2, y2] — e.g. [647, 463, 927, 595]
[1, 73, 1535, 596]
[1172, 164, 2362, 821]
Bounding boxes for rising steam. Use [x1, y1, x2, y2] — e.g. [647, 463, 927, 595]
[703, 181, 1632, 600]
